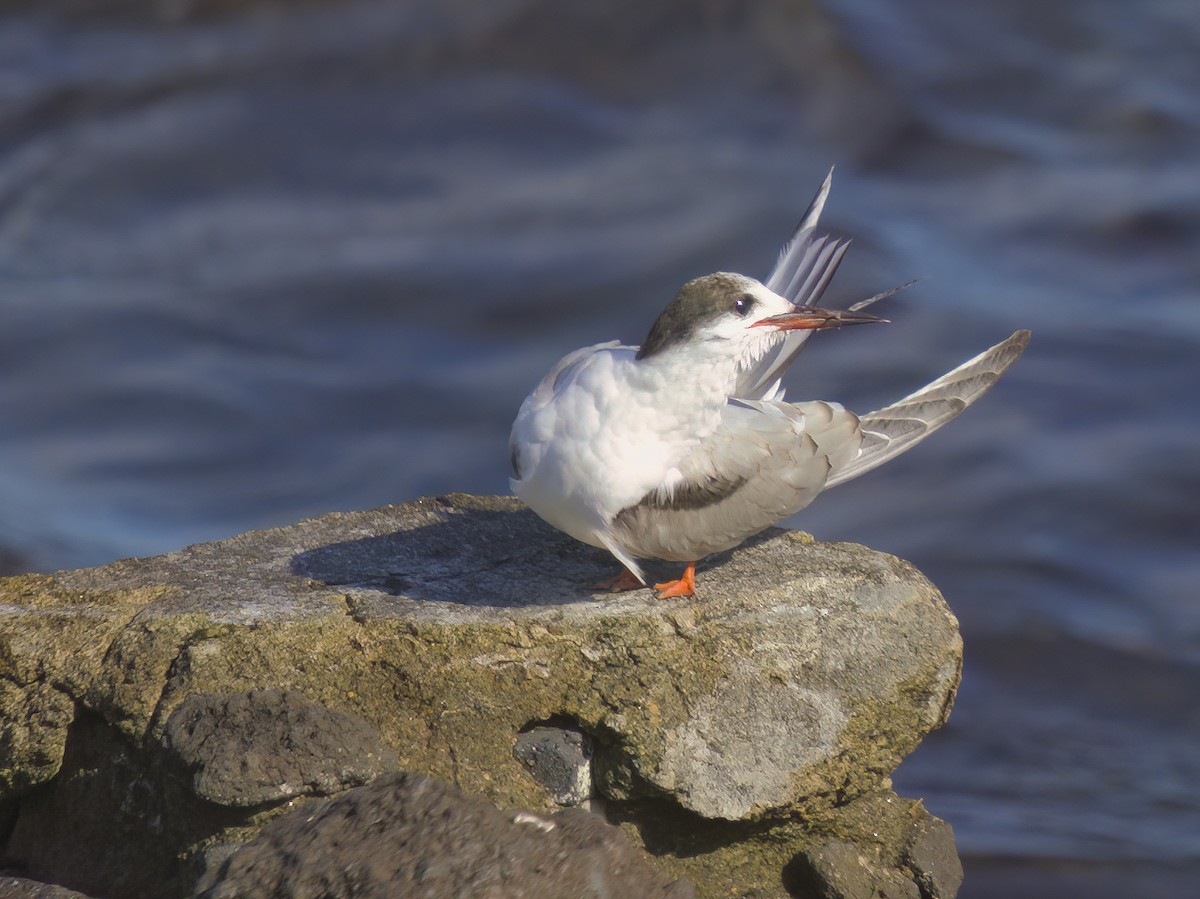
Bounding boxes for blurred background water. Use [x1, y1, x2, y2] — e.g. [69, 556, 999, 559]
[1, 1, 1197, 895]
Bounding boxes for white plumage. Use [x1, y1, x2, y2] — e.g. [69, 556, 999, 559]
[510, 172, 1029, 597]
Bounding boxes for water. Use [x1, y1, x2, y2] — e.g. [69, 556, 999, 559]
[2, 1, 1198, 894]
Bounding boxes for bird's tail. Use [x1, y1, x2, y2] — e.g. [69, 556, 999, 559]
[825, 329, 1031, 488]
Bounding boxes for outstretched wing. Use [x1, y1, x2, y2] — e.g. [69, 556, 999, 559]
[609, 398, 862, 563]
[825, 330, 1031, 488]
[739, 168, 851, 400]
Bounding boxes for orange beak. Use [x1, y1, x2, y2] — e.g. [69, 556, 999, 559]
[751, 307, 888, 331]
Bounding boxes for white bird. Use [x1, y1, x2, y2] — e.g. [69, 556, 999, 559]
[510, 171, 1029, 598]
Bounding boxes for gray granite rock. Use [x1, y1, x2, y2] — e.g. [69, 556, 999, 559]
[0, 494, 963, 898]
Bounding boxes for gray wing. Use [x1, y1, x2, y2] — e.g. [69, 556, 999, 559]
[609, 398, 862, 562]
[739, 168, 852, 400]
[825, 330, 1031, 488]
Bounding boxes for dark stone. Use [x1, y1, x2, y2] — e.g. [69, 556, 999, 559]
[0, 876, 98, 899]
[195, 771, 694, 899]
[188, 844, 243, 895]
[3, 712, 245, 899]
[161, 688, 396, 806]
[786, 841, 921, 899]
[902, 815, 963, 899]
[781, 792, 962, 899]
[513, 725, 593, 805]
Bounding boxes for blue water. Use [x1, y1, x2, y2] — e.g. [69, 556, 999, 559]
[2, 1, 1198, 894]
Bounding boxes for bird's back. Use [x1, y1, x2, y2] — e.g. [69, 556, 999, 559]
[608, 398, 862, 561]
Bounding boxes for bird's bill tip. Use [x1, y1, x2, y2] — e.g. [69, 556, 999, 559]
[750, 307, 889, 331]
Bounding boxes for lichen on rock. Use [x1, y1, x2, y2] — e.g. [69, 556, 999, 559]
[0, 494, 963, 898]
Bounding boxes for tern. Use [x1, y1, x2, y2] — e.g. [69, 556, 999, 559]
[510, 172, 1029, 598]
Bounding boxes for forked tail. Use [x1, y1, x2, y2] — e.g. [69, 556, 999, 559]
[826, 329, 1031, 488]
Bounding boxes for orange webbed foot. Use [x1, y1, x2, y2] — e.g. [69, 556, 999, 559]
[653, 562, 696, 599]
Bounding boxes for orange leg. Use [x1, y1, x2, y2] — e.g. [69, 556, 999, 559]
[591, 567, 644, 593]
[653, 562, 696, 599]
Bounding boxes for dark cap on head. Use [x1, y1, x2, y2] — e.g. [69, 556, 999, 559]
[636, 273, 756, 360]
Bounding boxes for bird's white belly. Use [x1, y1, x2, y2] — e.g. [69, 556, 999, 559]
[512, 349, 719, 550]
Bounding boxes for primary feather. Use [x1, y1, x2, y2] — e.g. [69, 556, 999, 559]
[825, 329, 1031, 488]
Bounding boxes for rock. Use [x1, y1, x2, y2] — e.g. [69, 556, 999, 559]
[0, 494, 962, 898]
[0, 876, 99, 899]
[195, 771, 695, 899]
[902, 814, 963, 899]
[2, 710, 240, 899]
[513, 724, 593, 806]
[788, 841, 921, 899]
[780, 791, 962, 899]
[161, 688, 397, 806]
[0, 683, 74, 798]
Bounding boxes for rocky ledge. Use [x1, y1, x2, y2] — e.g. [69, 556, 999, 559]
[0, 494, 963, 898]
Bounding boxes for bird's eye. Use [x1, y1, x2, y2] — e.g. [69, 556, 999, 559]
[733, 295, 754, 317]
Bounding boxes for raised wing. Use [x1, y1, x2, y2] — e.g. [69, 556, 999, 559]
[609, 398, 862, 563]
[739, 168, 851, 400]
[825, 329, 1031, 488]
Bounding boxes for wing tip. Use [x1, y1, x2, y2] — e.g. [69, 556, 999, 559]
[986, 328, 1032, 371]
[1004, 328, 1032, 348]
[800, 166, 836, 232]
[777, 168, 837, 260]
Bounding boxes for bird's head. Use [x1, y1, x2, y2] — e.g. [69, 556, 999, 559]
[635, 272, 882, 364]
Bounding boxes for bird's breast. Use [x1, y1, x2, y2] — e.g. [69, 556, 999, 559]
[511, 348, 730, 542]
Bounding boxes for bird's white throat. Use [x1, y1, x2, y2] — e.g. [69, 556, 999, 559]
[634, 325, 786, 402]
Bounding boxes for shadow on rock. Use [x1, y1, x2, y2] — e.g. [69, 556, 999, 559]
[289, 494, 752, 608]
[290, 500, 610, 606]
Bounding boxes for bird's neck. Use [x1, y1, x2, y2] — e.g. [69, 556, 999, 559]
[632, 340, 745, 410]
